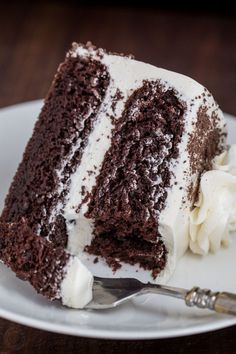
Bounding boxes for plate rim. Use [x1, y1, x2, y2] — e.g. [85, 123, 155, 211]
[0, 305, 236, 340]
[0, 100, 236, 339]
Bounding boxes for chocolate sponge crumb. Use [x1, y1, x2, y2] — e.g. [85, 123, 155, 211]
[0, 219, 69, 300]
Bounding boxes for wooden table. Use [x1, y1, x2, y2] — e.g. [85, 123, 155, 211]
[0, 2, 236, 353]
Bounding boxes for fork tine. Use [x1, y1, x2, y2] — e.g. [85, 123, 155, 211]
[93, 276, 143, 290]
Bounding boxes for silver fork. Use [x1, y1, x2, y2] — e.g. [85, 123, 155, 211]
[85, 276, 236, 315]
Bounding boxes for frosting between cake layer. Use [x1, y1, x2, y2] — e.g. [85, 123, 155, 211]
[60, 256, 93, 308]
[63, 102, 115, 252]
[189, 145, 236, 255]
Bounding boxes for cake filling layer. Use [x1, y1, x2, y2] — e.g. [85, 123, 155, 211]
[61, 256, 93, 308]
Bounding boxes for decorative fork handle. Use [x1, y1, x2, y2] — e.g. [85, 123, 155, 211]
[185, 287, 236, 315]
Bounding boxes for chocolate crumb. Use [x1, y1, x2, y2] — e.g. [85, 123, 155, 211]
[0, 220, 69, 300]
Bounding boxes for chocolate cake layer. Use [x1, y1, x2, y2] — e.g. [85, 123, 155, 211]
[1, 53, 110, 247]
[85, 234, 167, 279]
[0, 220, 69, 300]
[85, 81, 185, 275]
[87, 82, 185, 240]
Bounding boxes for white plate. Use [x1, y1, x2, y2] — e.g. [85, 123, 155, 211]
[0, 100, 236, 339]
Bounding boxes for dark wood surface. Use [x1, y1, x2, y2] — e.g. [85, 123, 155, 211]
[0, 2, 236, 353]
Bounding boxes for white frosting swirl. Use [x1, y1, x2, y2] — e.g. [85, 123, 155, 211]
[189, 145, 236, 255]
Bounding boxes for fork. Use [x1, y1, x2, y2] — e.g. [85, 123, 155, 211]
[85, 276, 236, 315]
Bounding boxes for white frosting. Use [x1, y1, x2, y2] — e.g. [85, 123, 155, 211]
[213, 144, 236, 174]
[64, 106, 114, 254]
[49, 44, 226, 290]
[190, 145, 236, 255]
[60, 257, 93, 308]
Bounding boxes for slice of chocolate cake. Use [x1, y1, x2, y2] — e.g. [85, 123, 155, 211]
[0, 42, 227, 308]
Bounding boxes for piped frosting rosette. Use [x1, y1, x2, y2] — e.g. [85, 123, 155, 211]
[190, 145, 236, 255]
